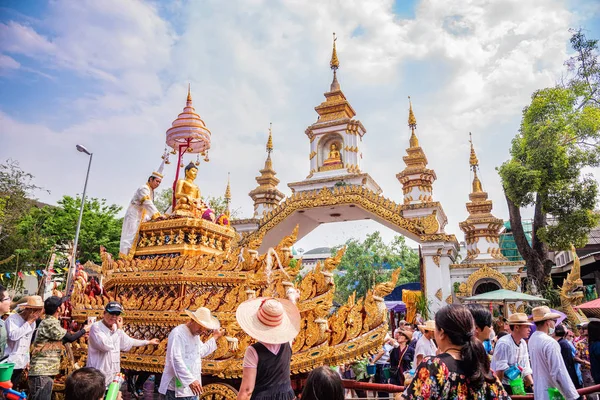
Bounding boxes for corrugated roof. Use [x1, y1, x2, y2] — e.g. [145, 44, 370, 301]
[303, 247, 331, 255]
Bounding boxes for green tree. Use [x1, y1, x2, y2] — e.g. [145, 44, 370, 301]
[17, 196, 123, 266]
[332, 232, 419, 304]
[0, 159, 47, 262]
[498, 29, 600, 291]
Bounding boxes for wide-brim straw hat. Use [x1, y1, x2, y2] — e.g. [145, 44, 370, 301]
[236, 297, 301, 344]
[506, 313, 534, 326]
[185, 307, 220, 330]
[418, 320, 436, 332]
[531, 306, 562, 323]
[21, 295, 43, 309]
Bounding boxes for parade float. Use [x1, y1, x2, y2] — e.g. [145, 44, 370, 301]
[65, 56, 402, 397]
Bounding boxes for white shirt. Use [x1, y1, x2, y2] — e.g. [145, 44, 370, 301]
[376, 343, 394, 365]
[86, 320, 148, 386]
[159, 324, 217, 398]
[529, 330, 579, 400]
[413, 335, 437, 368]
[119, 183, 159, 256]
[490, 333, 533, 384]
[5, 313, 36, 369]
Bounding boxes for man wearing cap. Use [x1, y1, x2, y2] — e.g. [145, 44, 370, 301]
[87, 302, 160, 386]
[529, 306, 579, 400]
[119, 172, 163, 257]
[5, 295, 44, 387]
[28, 296, 90, 400]
[413, 320, 437, 368]
[491, 313, 534, 394]
[159, 307, 224, 399]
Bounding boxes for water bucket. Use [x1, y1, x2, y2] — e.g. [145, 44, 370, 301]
[366, 364, 376, 375]
[383, 367, 391, 380]
[0, 363, 14, 382]
[509, 377, 526, 396]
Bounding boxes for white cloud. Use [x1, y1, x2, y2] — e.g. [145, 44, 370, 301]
[0, 54, 19, 72]
[0, 0, 591, 252]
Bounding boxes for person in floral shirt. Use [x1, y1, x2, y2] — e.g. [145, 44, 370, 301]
[575, 323, 596, 399]
[402, 305, 508, 400]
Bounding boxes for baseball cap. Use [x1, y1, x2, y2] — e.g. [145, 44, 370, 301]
[105, 302, 124, 314]
[44, 296, 66, 314]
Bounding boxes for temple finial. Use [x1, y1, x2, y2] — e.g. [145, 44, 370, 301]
[469, 133, 483, 193]
[330, 32, 339, 71]
[266, 122, 274, 154]
[187, 83, 192, 103]
[225, 172, 232, 201]
[329, 33, 341, 92]
[408, 96, 419, 148]
[469, 132, 479, 168]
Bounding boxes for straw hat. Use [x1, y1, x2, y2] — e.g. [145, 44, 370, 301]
[418, 320, 436, 332]
[21, 295, 43, 309]
[236, 297, 301, 344]
[531, 306, 561, 323]
[185, 307, 220, 330]
[506, 313, 533, 326]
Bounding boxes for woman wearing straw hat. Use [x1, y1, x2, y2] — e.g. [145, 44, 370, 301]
[236, 297, 301, 400]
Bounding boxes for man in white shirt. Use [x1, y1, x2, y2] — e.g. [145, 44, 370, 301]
[491, 312, 534, 394]
[159, 307, 224, 399]
[6, 295, 43, 387]
[413, 320, 437, 368]
[529, 306, 579, 400]
[86, 302, 159, 386]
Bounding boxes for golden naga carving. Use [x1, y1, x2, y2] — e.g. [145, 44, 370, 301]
[70, 224, 394, 380]
[560, 245, 589, 326]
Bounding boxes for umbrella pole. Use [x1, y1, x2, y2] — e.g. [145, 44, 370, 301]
[503, 300, 508, 318]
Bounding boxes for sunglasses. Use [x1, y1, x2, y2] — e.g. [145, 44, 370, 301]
[107, 311, 121, 316]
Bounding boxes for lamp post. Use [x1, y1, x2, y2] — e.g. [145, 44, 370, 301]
[66, 144, 93, 297]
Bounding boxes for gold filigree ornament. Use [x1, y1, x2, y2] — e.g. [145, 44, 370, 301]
[435, 288, 442, 301]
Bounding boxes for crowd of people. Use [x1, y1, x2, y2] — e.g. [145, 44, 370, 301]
[351, 304, 600, 400]
[2, 276, 600, 400]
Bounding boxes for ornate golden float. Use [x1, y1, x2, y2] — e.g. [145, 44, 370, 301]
[69, 217, 399, 399]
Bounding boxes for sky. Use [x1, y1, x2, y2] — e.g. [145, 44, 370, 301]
[1, 0, 600, 253]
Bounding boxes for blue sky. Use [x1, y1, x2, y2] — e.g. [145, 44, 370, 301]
[1, 0, 599, 251]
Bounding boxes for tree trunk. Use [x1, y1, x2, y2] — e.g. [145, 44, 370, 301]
[505, 193, 548, 292]
[532, 193, 552, 277]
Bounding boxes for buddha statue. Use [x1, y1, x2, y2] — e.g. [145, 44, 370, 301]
[174, 162, 212, 217]
[321, 142, 343, 170]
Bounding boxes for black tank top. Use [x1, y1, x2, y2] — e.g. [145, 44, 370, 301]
[250, 342, 295, 400]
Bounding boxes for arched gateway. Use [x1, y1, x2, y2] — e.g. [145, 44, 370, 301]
[233, 39, 460, 313]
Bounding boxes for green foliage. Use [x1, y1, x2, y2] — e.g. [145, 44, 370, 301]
[17, 196, 122, 266]
[414, 291, 431, 320]
[0, 159, 47, 263]
[498, 29, 600, 289]
[332, 232, 419, 304]
[154, 188, 173, 214]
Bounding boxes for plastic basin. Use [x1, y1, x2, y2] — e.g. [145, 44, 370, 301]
[0, 363, 15, 382]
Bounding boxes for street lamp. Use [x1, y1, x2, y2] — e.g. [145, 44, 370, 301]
[66, 144, 93, 297]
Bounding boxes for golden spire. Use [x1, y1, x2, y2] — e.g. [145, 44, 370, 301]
[329, 33, 341, 92]
[266, 122, 273, 154]
[330, 32, 339, 70]
[187, 83, 192, 102]
[225, 172, 231, 201]
[469, 133, 483, 193]
[408, 96, 419, 148]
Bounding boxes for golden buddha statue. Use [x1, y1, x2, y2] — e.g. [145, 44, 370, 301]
[174, 162, 211, 217]
[321, 142, 343, 170]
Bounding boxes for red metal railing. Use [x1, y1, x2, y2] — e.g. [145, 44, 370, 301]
[341, 379, 600, 399]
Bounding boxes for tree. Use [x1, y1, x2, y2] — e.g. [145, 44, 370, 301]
[498, 29, 600, 291]
[332, 231, 419, 304]
[154, 188, 241, 218]
[17, 196, 122, 266]
[0, 160, 47, 261]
